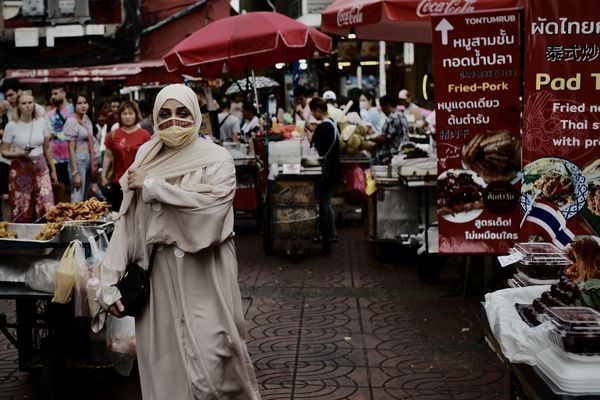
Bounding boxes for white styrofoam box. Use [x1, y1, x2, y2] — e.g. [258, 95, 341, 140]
[536, 348, 600, 393]
[268, 140, 301, 165]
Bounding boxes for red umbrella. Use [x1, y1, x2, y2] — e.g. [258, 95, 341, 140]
[321, 0, 519, 43]
[163, 11, 333, 76]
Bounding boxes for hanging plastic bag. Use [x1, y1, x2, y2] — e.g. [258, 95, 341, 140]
[365, 169, 377, 196]
[52, 240, 84, 304]
[74, 236, 103, 318]
[24, 259, 59, 293]
[106, 315, 137, 376]
[345, 163, 367, 205]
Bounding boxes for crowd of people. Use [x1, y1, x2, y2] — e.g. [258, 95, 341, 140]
[0, 79, 155, 221]
[0, 76, 432, 228]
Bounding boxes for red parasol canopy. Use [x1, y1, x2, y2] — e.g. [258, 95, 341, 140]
[163, 11, 333, 76]
[321, 0, 519, 43]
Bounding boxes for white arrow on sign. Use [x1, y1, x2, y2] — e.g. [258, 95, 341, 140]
[435, 18, 454, 45]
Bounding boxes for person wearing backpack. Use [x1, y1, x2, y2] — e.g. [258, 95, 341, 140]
[309, 97, 341, 243]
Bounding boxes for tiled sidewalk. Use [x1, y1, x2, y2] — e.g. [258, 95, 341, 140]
[0, 224, 509, 399]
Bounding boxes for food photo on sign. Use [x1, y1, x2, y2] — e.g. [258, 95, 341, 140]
[431, 8, 521, 254]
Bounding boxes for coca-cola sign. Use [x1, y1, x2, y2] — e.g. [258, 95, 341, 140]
[417, 0, 478, 18]
[336, 5, 364, 27]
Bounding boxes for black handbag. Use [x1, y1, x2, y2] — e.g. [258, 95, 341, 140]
[116, 245, 158, 317]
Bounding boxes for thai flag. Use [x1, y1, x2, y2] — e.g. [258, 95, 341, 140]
[526, 202, 575, 248]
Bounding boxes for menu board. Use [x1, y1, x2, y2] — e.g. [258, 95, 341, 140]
[432, 8, 521, 254]
[522, 0, 600, 248]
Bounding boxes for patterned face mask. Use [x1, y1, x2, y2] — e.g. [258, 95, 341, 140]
[155, 117, 196, 147]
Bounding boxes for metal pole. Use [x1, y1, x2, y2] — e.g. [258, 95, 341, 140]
[251, 69, 260, 112]
[379, 41, 386, 96]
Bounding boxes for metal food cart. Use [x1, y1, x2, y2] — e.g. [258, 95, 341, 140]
[262, 164, 330, 256]
[0, 221, 113, 396]
[232, 155, 263, 228]
[368, 163, 440, 280]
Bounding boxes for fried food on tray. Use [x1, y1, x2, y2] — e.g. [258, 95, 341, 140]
[462, 130, 519, 182]
[437, 172, 484, 215]
[0, 221, 17, 239]
[33, 222, 63, 241]
[46, 197, 111, 223]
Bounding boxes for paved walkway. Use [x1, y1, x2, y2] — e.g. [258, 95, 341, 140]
[0, 224, 509, 399]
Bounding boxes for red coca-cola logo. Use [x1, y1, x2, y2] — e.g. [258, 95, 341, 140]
[336, 5, 364, 27]
[416, 0, 477, 18]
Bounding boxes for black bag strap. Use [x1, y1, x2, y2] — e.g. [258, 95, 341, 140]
[55, 107, 66, 124]
[147, 245, 158, 274]
[219, 113, 231, 128]
[322, 118, 338, 158]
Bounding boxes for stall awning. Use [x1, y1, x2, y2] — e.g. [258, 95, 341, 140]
[5, 60, 165, 83]
[321, 0, 520, 43]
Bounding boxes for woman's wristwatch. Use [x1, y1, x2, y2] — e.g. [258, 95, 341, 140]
[72, 171, 79, 177]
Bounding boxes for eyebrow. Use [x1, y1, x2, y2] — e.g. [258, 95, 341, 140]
[159, 106, 190, 112]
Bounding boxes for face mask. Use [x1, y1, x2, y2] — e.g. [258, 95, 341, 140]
[156, 117, 196, 147]
[359, 100, 369, 110]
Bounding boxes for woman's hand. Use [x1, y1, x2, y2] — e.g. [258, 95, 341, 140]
[50, 170, 58, 185]
[127, 167, 147, 191]
[14, 149, 31, 158]
[101, 176, 109, 188]
[73, 173, 82, 188]
[108, 299, 125, 318]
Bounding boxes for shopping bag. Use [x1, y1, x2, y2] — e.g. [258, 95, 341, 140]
[52, 240, 84, 304]
[345, 163, 367, 205]
[75, 236, 103, 317]
[106, 315, 137, 376]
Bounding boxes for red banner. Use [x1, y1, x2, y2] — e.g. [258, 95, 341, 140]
[521, 0, 600, 248]
[432, 9, 521, 254]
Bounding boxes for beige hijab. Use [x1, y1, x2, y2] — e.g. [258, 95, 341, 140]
[118, 84, 229, 216]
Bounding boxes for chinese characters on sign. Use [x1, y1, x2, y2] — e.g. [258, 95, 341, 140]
[521, 0, 600, 247]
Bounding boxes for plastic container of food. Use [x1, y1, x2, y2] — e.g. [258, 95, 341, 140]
[512, 242, 572, 282]
[544, 307, 600, 360]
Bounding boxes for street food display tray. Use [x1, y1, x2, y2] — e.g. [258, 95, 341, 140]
[0, 224, 63, 255]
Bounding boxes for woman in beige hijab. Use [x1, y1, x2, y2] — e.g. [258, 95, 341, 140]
[99, 84, 261, 399]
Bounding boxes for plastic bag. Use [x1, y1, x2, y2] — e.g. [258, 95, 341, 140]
[74, 236, 103, 318]
[24, 259, 59, 293]
[106, 315, 137, 376]
[365, 169, 377, 196]
[345, 163, 367, 205]
[52, 240, 84, 304]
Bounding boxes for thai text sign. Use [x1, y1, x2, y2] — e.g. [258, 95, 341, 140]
[432, 9, 521, 254]
[521, 0, 600, 247]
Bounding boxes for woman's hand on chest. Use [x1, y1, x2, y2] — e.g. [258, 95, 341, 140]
[127, 166, 148, 191]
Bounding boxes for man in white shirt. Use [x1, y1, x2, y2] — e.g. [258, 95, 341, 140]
[397, 89, 423, 125]
[217, 98, 241, 142]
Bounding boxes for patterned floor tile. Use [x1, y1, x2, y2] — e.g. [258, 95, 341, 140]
[0, 225, 511, 399]
[370, 368, 449, 391]
[450, 391, 510, 400]
[372, 388, 452, 400]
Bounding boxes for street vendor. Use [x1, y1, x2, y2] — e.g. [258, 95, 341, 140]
[369, 94, 409, 165]
[98, 84, 260, 400]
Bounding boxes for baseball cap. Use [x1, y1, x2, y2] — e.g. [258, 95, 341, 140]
[398, 89, 409, 100]
[322, 90, 336, 101]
